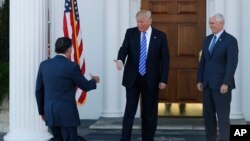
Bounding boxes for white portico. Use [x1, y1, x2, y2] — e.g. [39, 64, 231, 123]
[3, 0, 250, 140]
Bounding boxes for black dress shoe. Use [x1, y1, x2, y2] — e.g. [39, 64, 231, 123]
[78, 136, 87, 141]
[49, 138, 55, 141]
[49, 136, 86, 141]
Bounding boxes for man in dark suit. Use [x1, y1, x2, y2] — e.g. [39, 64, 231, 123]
[35, 37, 100, 141]
[197, 13, 238, 141]
[114, 10, 170, 141]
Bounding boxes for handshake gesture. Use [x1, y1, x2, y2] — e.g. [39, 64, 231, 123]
[113, 60, 124, 71]
[89, 73, 100, 83]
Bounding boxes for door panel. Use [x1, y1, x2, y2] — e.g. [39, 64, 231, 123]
[142, 0, 206, 103]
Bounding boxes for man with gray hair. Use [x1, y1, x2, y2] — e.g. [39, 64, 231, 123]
[197, 13, 238, 141]
[114, 10, 170, 141]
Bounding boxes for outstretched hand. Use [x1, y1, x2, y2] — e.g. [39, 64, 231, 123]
[89, 73, 100, 83]
[113, 60, 124, 71]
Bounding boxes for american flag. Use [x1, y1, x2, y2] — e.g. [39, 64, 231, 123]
[63, 0, 87, 105]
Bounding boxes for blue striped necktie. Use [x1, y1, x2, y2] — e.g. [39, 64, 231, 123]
[139, 32, 147, 76]
[209, 35, 217, 54]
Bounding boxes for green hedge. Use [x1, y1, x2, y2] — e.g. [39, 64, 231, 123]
[0, 0, 9, 62]
[0, 0, 9, 106]
[0, 0, 9, 61]
[0, 62, 9, 105]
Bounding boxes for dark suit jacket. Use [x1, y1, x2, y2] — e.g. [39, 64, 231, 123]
[117, 27, 169, 89]
[198, 31, 238, 89]
[35, 55, 96, 127]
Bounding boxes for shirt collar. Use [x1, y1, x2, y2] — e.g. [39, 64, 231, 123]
[144, 26, 152, 35]
[57, 53, 67, 58]
[214, 29, 224, 39]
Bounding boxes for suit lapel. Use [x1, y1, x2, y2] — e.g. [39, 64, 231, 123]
[134, 29, 141, 62]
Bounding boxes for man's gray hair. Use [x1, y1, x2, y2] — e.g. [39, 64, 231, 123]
[213, 13, 225, 24]
[136, 10, 152, 23]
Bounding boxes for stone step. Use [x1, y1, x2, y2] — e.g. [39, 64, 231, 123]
[89, 117, 247, 130]
[1, 115, 247, 133]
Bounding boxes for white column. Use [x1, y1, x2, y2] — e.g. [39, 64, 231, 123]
[49, 0, 64, 58]
[206, 0, 225, 34]
[119, 0, 130, 114]
[4, 0, 52, 140]
[241, 0, 250, 121]
[101, 0, 124, 117]
[224, 0, 244, 119]
[129, 0, 141, 27]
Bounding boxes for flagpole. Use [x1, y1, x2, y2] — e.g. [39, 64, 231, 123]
[71, 0, 80, 65]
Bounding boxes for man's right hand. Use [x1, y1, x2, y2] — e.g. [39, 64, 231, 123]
[113, 60, 124, 71]
[90, 73, 100, 83]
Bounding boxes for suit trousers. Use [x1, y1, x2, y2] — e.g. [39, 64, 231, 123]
[120, 74, 159, 141]
[50, 126, 77, 141]
[203, 87, 232, 141]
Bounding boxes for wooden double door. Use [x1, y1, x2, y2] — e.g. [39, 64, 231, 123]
[142, 0, 206, 103]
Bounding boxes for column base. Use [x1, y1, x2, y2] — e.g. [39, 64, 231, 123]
[230, 112, 244, 119]
[4, 131, 52, 141]
[101, 111, 123, 117]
